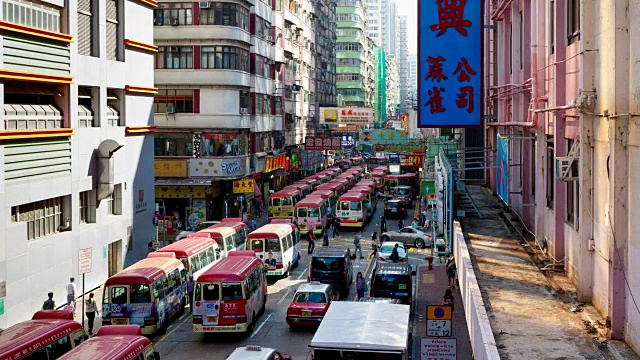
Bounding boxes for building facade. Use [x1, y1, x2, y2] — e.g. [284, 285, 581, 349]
[484, 0, 640, 353]
[336, 0, 368, 106]
[408, 53, 417, 107]
[366, 0, 381, 46]
[153, 0, 319, 223]
[373, 47, 386, 126]
[386, 57, 399, 118]
[396, 14, 408, 111]
[315, 0, 338, 109]
[0, 0, 155, 327]
[384, 0, 397, 59]
[364, 36, 376, 108]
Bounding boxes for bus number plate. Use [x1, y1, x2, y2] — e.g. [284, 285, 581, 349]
[207, 316, 217, 323]
[301, 310, 312, 317]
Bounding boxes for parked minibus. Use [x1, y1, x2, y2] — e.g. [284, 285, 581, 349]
[294, 196, 329, 236]
[246, 224, 300, 277]
[149, 236, 222, 277]
[192, 253, 267, 334]
[290, 181, 313, 197]
[0, 310, 87, 360]
[309, 189, 337, 215]
[336, 192, 367, 229]
[188, 220, 249, 257]
[319, 181, 347, 197]
[335, 159, 352, 170]
[350, 186, 376, 218]
[268, 189, 301, 219]
[58, 325, 158, 360]
[349, 156, 364, 167]
[102, 257, 186, 335]
[326, 166, 343, 176]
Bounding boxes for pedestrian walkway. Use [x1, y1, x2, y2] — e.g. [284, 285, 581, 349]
[412, 261, 473, 359]
[462, 185, 639, 360]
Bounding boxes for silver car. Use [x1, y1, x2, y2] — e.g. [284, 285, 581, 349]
[380, 226, 433, 249]
[376, 242, 407, 263]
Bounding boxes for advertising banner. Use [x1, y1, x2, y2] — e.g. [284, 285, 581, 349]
[401, 154, 424, 167]
[360, 129, 418, 145]
[497, 134, 509, 203]
[375, 144, 427, 153]
[320, 107, 374, 125]
[266, 154, 287, 173]
[189, 157, 247, 177]
[155, 159, 187, 177]
[305, 137, 342, 150]
[418, 0, 483, 127]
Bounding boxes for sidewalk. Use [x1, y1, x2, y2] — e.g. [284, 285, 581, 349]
[413, 261, 473, 360]
[461, 185, 639, 360]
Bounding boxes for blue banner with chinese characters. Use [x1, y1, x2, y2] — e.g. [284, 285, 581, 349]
[496, 134, 509, 203]
[418, 0, 483, 127]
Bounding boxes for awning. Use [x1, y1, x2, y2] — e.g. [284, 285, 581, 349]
[155, 179, 212, 186]
[254, 181, 262, 199]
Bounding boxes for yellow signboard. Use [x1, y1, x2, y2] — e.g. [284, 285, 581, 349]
[155, 160, 187, 178]
[233, 179, 255, 194]
[427, 305, 452, 320]
[155, 186, 207, 199]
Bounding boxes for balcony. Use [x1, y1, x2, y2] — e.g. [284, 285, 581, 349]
[154, 25, 251, 44]
[155, 69, 251, 87]
[187, 155, 250, 179]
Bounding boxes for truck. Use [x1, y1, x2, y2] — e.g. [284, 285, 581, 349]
[309, 301, 411, 360]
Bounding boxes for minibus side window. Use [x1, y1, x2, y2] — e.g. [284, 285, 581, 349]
[111, 286, 127, 304]
[225, 235, 235, 253]
[194, 283, 202, 300]
[205, 247, 215, 264]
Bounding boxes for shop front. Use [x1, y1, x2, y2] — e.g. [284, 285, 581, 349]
[265, 153, 287, 192]
[154, 179, 216, 232]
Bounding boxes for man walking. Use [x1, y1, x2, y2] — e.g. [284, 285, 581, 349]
[307, 228, 316, 254]
[186, 275, 195, 313]
[42, 292, 55, 310]
[85, 293, 99, 335]
[354, 232, 363, 259]
[332, 217, 340, 238]
[66, 277, 76, 310]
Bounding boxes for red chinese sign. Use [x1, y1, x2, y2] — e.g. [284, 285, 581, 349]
[401, 154, 424, 167]
[305, 137, 342, 150]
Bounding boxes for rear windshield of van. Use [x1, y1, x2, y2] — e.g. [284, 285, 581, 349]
[312, 257, 344, 271]
[373, 274, 410, 291]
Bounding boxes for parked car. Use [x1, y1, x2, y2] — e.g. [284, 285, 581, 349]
[286, 282, 333, 328]
[376, 242, 407, 263]
[391, 185, 413, 206]
[380, 226, 433, 249]
[384, 199, 407, 219]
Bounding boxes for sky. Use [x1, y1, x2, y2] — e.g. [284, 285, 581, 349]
[398, 0, 418, 54]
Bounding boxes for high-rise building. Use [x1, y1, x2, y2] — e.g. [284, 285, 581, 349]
[0, 0, 155, 327]
[397, 15, 409, 111]
[374, 47, 387, 126]
[409, 53, 418, 105]
[367, 0, 382, 47]
[386, 0, 398, 58]
[315, 0, 338, 110]
[336, 0, 368, 107]
[386, 57, 399, 116]
[364, 36, 376, 108]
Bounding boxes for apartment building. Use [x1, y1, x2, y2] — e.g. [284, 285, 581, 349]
[336, 0, 368, 107]
[386, 56, 399, 118]
[373, 47, 386, 126]
[396, 14, 408, 111]
[0, 0, 155, 327]
[364, 36, 376, 108]
[314, 0, 338, 109]
[366, 0, 381, 46]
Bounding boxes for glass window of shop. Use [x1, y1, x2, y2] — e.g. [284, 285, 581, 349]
[199, 3, 249, 30]
[202, 134, 247, 157]
[155, 134, 194, 157]
[154, 3, 193, 26]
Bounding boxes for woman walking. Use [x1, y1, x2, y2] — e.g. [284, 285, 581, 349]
[356, 272, 367, 299]
[85, 293, 99, 335]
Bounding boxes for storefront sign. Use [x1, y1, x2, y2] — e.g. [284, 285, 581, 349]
[331, 125, 361, 132]
[360, 129, 417, 144]
[155, 186, 207, 199]
[305, 137, 342, 150]
[266, 154, 287, 173]
[135, 189, 148, 214]
[154, 159, 187, 177]
[402, 113, 409, 135]
[320, 107, 374, 125]
[401, 154, 424, 167]
[375, 144, 427, 153]
[188, 156, 247, 177]
[233, 179, 255, 194]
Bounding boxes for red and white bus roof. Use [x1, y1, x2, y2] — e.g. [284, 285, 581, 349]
[350, 187, 372, 195]
[153, 236, 219, 258]
[58, 326, 152, 360]
[354, 182, 375, 190]
[105, 257, 184, 286]
[288, 183, 311, 191]
[309, 190, 334, 198]
[247, 223, 294, 239]
[369, 156, 388, 161]
[221, 217, 243, 223]
[196, 255, 264, 283]
[192, 221, 247, 239]
[293, 197, 326, 208]
[384, 173, 417, 179]
[0, 310, 81, 360]
[271, 189, 301, 197]
[338, 193, 366, 202]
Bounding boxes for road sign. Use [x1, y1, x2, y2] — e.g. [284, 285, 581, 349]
[427, 305, 452, 337]
[421, 338, 457, 360]
[78, 248, 92, 275]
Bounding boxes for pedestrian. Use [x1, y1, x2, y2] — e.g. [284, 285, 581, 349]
[251, 217, 257, 231]
[308, 229, 316, 254]
[397, 219, 403, 229]
[411, 218, 419, 227]
[355, 272, 367, 299]
[370, 234, 379, 259]
[390, 243, 400, 263]
[332, 217, 340, 238]
[380, 219, 387, 234]
[446, 256, 457, 287]
[323, 229, 329, 246]
[42, 292, 55, 310]
[66, 277, 76, 310]
[443, 288, 455, 312]
[371, 231, 377, 245]
[354, 232, 363, 259]
[85, 293, 99, 335]
[186, 275, 195, 313]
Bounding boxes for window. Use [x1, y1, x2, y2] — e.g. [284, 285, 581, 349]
[106, 0, 120, 61]
[2, 0, 60, 33]
[106, 89, 122, 126]
[222, 282, 243, 300]
[202, 134, 241, 156]
[79, 190, 96, 223]
[546, 140, 554, 208]
[155, 46, 193, 69]
[337, 74, 362, 81]
[566, 139, 578, 227]
[77, 0, 96, 56]
[567, 0, 580, 43]
[154, 3, 193, 26]
[105, 184, 122, 215]
[335, 43, 361, 51]
[549, 1, 555, 54]
[78, 86, 96, 127]
[154, 89, 194, 113]
[262, 95, 271, 114]
[11, 197, 66, 240]
[199, 3, 249, 30]
[240, 91, 250, 112]
[201, 46, 249, 70]
[255, 55, 271, 78]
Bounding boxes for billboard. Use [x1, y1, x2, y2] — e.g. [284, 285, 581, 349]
[418, 0, 483, 127]
[305, 137, 342, 150]
[320, 107, 374, 125]
[360, 129, 419, 145]
[497, 134, 509, 203]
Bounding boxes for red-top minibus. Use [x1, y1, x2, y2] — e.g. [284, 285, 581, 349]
[58, 325, 158, 360]
[192, 253, 267, 334]
[188, 220, 249, 257]
[149, 236, 222, 278]
[293, 196, 329, 236]
[336, 192, 367, 229]
[0, 310, 87, 360]
[245, 224, 300, 277]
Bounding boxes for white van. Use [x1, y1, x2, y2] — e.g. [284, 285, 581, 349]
[226, 345, 292, 360]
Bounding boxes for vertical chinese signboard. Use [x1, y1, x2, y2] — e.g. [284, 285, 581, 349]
[497, 133, 509, 203]
[418, 0, 483, 128]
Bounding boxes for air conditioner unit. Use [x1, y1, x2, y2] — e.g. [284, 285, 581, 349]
[199, 1, 210, 8]
[170, 19, 179, 26]
[240, 108, 249, 114]
[555, 157, 579, 181]
[166, 107, 175, 114]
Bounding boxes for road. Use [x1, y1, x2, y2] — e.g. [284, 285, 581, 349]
[153, 199, 431, 359]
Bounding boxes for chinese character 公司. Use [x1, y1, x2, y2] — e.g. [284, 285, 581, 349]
[430, 0, 473, 37]
[425, 86, 446, 113]
[426, 56, 448, 82]
[456, 86, 474, 113]
[454, 57, 477, 82]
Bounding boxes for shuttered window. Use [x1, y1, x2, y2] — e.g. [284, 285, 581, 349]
[106, 0, 119, 61]
[77, 0, 93, 56]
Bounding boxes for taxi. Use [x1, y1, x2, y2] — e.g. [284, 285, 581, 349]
[226, 345, 292, 360]
[286, 282, 333, 328]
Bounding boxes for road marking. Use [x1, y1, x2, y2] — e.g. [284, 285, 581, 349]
[155, 313, 192, 345]
[277, 289, 292, 305]
[296, 268, 308, 280]
[250, 313, 272, 338]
